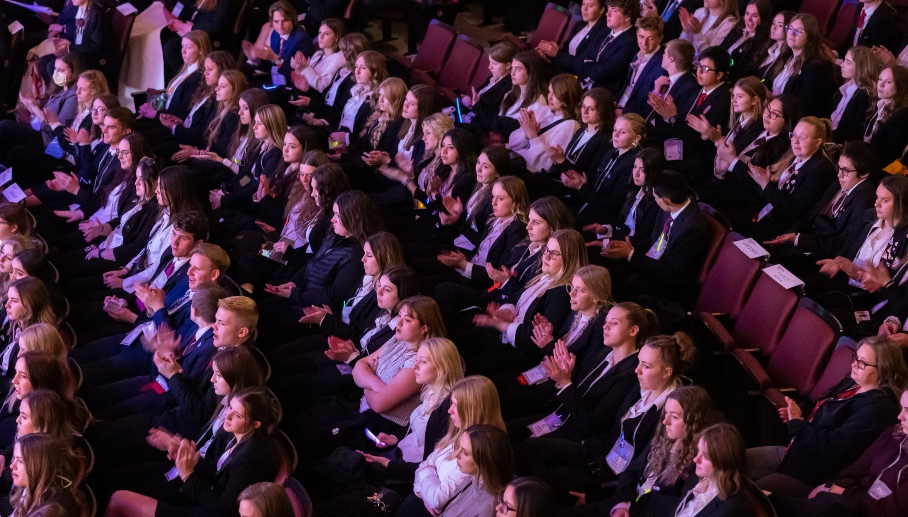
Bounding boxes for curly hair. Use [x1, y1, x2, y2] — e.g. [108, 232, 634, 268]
[643, 386, 715, 486]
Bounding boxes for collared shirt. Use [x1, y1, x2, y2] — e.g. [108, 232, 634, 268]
[854, 219, 895, 270]
[194, 323, 213, 343]
[727, 29, 754, 54]
[460, 216, 514, 278]
[675, 481, 719, 517]
[568, 23, 593, 56]
[397, 121, 417, 158]
[151, 256, 189, 289]
[778, 158, 806, 187]
[619, 50, 658, 107]
[772, 56, 796, 96]
[504, 275, 554, 345]
[854, 1, 882, 45]
[339, 85, 370, 132]
[300, 51, 345, 93]
[831, 80, 860, 130]
[165, 63, 199, 109]
[324, 67, 352, 106]
[865, 99, 891, 142]
[477, 74, 503, 97]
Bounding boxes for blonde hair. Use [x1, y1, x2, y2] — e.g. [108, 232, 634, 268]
[254, 105, 288, 151]
[218, 296, 258, 332]
[77, 70, 109, 112]
[617, 113, 646, 140]
[436, 376, 505, 453]
[528, 229, 589, 289]
[733, 76, 767, 122]
[422, 113, 455, 153]
[168, 31, 212, 89]
[17, 324, 66, 360]
[573, 265, 614, 315]
[417, 338, 465, 411]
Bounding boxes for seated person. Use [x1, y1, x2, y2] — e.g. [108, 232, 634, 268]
[240, 0, 314, 87]
[536, 0, 609, 78]
[577, 0, 640, 95]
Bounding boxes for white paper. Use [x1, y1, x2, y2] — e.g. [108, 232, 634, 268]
[453, 234, 476, 252]
[733, 238, 769, 259]
[2, 183, 25, 203]
[763, 264, 804, 289]
[7, 20, 24, 34]
[0, 168, 12, 186]
[116, 2, 138, 15]
[520, 364, 549, 385]
[756, 203, 773, 222]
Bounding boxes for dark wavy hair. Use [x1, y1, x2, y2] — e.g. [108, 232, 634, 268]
[644, 386, 715, 486]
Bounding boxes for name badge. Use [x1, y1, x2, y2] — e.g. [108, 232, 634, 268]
[238, 175, 252, 187]
[341, 304, 353, 324]
[645, 232, 668, 260]
[453, 234, 476, 252]
[605, 433, 635, 474]
[664, 139, 683, 161]
[120, 322, 151, 346]
[868, 477, 893, 500]
[172, 2, 184, 16]
[518, 364, 549, 386]
[527, 411, 564, 437]
[75, 32, 83, 45]
[336, 364, 353, 375]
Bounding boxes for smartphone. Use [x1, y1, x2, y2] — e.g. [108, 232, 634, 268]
[365, 428, 385, 447]
[454, 97, 463, 124]
[104, 298, 125, 312]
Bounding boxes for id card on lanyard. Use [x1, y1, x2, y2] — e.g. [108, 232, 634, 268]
[645, 232, 668, 260]
[606, 416, 644, 474]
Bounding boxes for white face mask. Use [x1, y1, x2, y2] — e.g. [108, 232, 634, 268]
[52, 71, 69, 87]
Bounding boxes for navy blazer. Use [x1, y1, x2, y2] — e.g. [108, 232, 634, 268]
[831, 88, 872, 144]
[628, 201, 711, 283]
[58, 0, 107, 61]
[612, 188, 661, 251]
[782, 58, 836, 118]
[849, 1, 902, 54]
[579, 27, 638, 95]
[619, 50, 666, 116]
[758, 151, 838, 230]
[267, 26, 316, 80]
[552, 17, 610, 76]
[790, 179, 877, 259]
[867, 107, 908, 166]
[577, 147, 636, 223]
[675, 85, 732, 161]
[165, 328, 216, 410]
[645, 73, 700, 139]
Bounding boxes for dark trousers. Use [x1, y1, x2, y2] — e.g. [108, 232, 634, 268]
[72, 334, 152, 387]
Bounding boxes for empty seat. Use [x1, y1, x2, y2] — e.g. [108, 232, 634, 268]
[765, 342, 856, 411]
[388, 19, 457, 78]
[503, 2, 571, 51]
[700, 270, 800, 354]
[799, 0, 843, 36]
[100, 8, 136, 91]
[412, 34, 485, 93]
[696, 203, 731, 287]
[733, 297, 841, 394]
[694, 232, 766, 320]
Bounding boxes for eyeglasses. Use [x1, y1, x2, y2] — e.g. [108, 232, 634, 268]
[580, 105, 597, 112]
[542, 248, 561, 258]
[566, 284, 587, 296]
[90, 107, 108, 114]
[497, 496, 516, 514]
[851, 352, 877, 370]
[837, 166, 859, 177]
[788, 132, 814, 142]
[785, 26, 806, 36]
[695, 65, 717, 73]
[763, 106, 783, 120]
[116, 150, 131, 157]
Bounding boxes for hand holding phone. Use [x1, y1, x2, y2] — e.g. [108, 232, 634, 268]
[365, 428, 386, 447]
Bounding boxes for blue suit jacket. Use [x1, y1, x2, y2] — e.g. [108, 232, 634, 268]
[620, 50, 666, 116]
[269, 26, 315, 80]
[579, 27, 638, 95]
[175, 328, 216, 388]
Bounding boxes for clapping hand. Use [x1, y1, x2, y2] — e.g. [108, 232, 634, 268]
[484, 262, 511, 284]
[438, 196, 463, 226]
[300, 304, 332, 324]
[530, 313, 555, 349]
[560, 170, 587, 190]
[325, 335, 357, 362]
[517, 109, 540, 139]
[541, 339, 575, 388]
[175, 439, 200, 481]
[437, 249, 468, 270]
[747, 163, 772, 189]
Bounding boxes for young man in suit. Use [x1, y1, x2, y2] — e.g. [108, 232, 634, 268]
[849, 0, 902, 55]
[643, 39, 699, 137]
[542, 0, 610, 77]
[579, 0, 641, 95]
[617, 15, 666, 116]
[764, 141, 878, 275]
[242, 1, 315, 86]
[642, 0, 701, 41]
[603, 170, 710, 299]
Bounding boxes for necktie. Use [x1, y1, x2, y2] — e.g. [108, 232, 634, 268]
[277, 37, 285, 59]
[696, 92, 707, 107]
[661, 216, 674, 241]
[596, 34, 615, 61]
[165, 261, 175, 278]
[857, 9, 866, 30]
[827, 191, 847, 217]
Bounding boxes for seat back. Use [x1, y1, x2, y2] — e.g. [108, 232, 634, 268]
[220, 275, 242, 296]
[766, 298, 841, 395]
[825, 0, 860, 50]
[560, 14, 583, 46]
[528, 3, 571, 48]
[437, 35, 485, 93]
[272, 429, 299, 484]
[799, 0, 843, 36]
[59, 321, 77, 351]
[68, 356, 84, 390]
[695, 203, 731, 286]
[743, 479, 778, 517]
[410, 19, 457, 75]
[344, 0, 359, 19]
[695, 232, 764, 319]
[250, 345, 272, 381]
[109, 10, 136, 56]
[731, 271, 799, 354]
[284, 477, 313, 517]
[807, 343, 855, 401]
[469, 50, 492, 92]
[73, 435, 95, 486]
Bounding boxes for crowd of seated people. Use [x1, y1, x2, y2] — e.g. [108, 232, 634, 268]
[0, 0, 907, 516]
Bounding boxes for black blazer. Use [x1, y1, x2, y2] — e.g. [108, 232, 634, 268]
[725, 132, 790, 209]
[0, 399, 19, 451]
[612, 188, 661, 251]
[487, 245, 544, 301]
[831, 88, 872, 144]
[173, 96, 217, 148]
[584, 388, 662, 472]
[318, 287, 384, 342]
[470, 75, 513, 125]
[59, 0, 107, 63]
[674, 85, 732, 161]
[550, 128, 612, 177]
[178, 430, 279, 517]
[758, 151, 838, 230]
[580, 27, 638, 95]
[160, 71, 204, 120]
[645, 73, 700, 138]
[656, 0, 700, 41]
[867, 107, 908, 166]
[209, 111, 239, 158]
[674, 475, 764, 517]
[552, 17, 610, 76]
[577, 147, 636, 223]
[111, 200, 161, 266]
[790, 179, 877, 259]
[464, 217, 528, 271]
[605, 445, 695, 517]
[504, 285, 573, 355]
[221, 146, 284, 211]
[850, 1, 902, 54]
[550, 310, 607, 381]
[721, 24, 771, 82]
[164, 330, 219, 438]
[385, 396, 452, 481]
[843, 219, 908, 274]
[628, 201, 711, 283]
[312, 73, 355, 124]
[188, 0, 239, 44]
[782, 58, 837, 118]
[619, 49, 666, 116]
[726, 116, 764, 155]
[555, 351, 640, 439]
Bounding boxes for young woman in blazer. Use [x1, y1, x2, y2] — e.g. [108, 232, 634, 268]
[540, 0, 608, 74]
[43, 0, 107, 74]
[587, 147, 665, 253]
[458, 43, 515, 130]
[507, 73, 581, 174]
[500, 265, 615, 429]
[160, 0, 239, 76]
[0, 351, 74, 451]
[340, 77, 407, 182]
[747, 337, 905, 498]
[438, 146, 508, 252]
[294, 33, 368, 122]
[492, 51, 549, 141]
[679, 0, 739, 55]
[288, 18, 346, 95]
[549, 87, 615, 180]
[774, 13, 836, 118]
[719, 0, 771, 82]
[467, 229, 587, 376]
[303, 51, 387, 141]
[3, 433, 84, 517]
[562, 114, 643, 226]
[706, 77, 766, 174]
[602, 386, 716, 517]
[744, 11, 793, 86]
[439, 424, 514, 517]
[137, 30, 211, 124]
[673, 424, 762, 517]
[831, 47, 878, 144]
[106, 387, 281, 517]
[0, 279, 58, 395]
[864, 65, 908, 166]
[518, 332, 694, 500]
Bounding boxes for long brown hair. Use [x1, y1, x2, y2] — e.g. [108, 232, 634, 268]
[334, 190, 383, 243]
[643, 386, 715, 485]
[10, 434, 80, 517]
[207, 69, 246, 151]
[463, 424, 514, 496]
[696, 423, 747, 500]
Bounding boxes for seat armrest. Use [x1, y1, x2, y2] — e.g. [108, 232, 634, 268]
[699, 311, 736, 352]
[732, 348, 771, 392]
